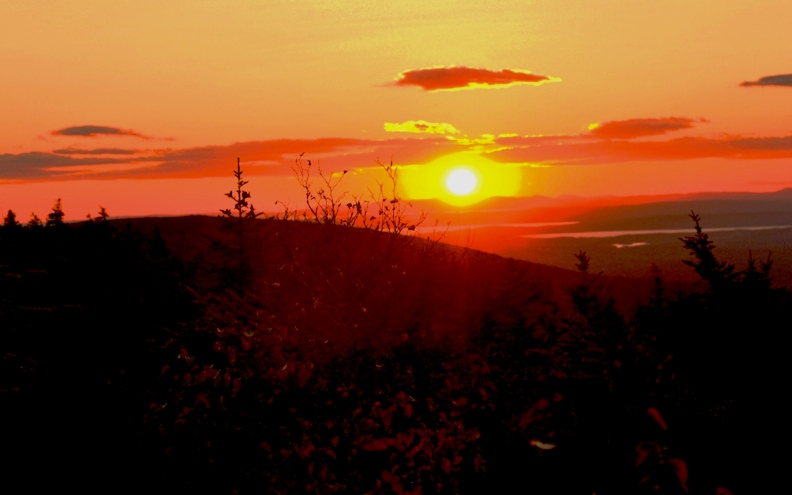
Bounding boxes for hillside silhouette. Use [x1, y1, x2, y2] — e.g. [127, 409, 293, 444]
[1, 171, 790, 494]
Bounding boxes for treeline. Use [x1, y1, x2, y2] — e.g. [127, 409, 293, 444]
[1, 172, 789, 494]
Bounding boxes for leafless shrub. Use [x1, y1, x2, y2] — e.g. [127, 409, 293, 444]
[290, 154, 426, 234]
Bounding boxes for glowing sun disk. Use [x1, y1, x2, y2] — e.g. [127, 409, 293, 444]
[399, 152, 523, 207]
[446, 168, 477, 195]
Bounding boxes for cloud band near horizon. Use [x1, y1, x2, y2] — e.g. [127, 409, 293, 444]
[5, 118, 792, 181]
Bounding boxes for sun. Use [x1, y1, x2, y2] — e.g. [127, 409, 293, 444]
[445, 168, 478, 196]
[399, 152, 522, 206]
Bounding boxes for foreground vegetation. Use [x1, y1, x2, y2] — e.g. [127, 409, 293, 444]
[1, 163, 789, 494]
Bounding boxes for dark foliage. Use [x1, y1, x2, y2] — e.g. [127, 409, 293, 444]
[2, 188, 789, 495]
[628, 212, 790, 494]
[1, 201, 198, 492]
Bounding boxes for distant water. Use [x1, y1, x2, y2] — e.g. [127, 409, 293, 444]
[522, 225, 792, 239]
[613, 242, 649, 248]
[415, 221, 578, 234]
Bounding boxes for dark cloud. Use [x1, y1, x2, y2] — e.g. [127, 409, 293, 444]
[394, 66, 559, 91]
[0, 152, 126, 180]
[588, 117, 699, 140]
[740, 74, 792, 87]
[52, 148, 140, 155]
[51, 125, 150, 138]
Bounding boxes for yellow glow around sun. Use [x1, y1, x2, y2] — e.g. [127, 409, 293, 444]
[399, 152, 522, 206]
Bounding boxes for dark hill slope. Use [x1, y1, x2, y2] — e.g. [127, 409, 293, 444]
[118, 216, 655, 328]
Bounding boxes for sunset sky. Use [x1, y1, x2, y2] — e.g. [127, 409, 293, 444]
[2, 0, 791, 218]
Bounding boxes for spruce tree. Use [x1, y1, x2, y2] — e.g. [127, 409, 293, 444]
[3, 209, 20, 228]
[27, 212, 43, 228]
[218, 158, 264, 292]
[46, 198, 65, 227]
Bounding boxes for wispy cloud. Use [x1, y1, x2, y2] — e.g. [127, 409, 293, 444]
[740, 74, 792, 87]
[587, 117, 701, 139]
[51, 125, 154, 139]
[384, 120, 460, 134]
[40, 162, 165, 175]
[52, 148, 140, 155]
[393, 66, 560, 91]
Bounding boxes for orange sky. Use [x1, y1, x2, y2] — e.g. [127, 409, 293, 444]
[1, 1, 791, 219]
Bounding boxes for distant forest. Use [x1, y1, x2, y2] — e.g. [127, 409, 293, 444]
[1, 160, 789, 495]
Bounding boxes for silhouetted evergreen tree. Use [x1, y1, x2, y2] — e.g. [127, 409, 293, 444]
[45, 198, 65, 227]
[679, 212, 736, 291]
[212, 158, 264, 292]
[97, 205, 109, 222]
[3, 209, 20, 228]
[27, 212, 42, 228]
